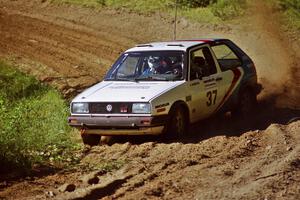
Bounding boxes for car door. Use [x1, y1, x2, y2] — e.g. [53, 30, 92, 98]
[187, 45, 226, 122]
[210, 42, 244, 112]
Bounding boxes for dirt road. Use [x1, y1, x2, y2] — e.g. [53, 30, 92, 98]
[0, 0, 299, 199]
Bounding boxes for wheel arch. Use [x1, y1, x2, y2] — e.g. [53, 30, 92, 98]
[238, 83, 257, 98]
[169, 100, 190, 124]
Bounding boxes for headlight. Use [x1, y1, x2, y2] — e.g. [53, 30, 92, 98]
[72, 102, 89, 113]
[132, 103, 151, 114]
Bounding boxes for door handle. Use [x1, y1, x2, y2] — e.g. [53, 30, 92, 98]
[216, 77, 222, 81]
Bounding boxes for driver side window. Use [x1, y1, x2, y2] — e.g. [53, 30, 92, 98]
[190, 47, 217, 80]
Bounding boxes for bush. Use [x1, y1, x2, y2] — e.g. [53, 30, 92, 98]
[177, 0, 216, 8]
[53, 0, 247, 21]
[180, 7, 220, 23]
[278, 0, 300, 30]
[211, 0, 247, 20]
[278, 0, 300, 10]
[0, 61, 77, 170]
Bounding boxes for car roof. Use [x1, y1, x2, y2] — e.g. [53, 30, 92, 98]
[125, 39, 226, 52]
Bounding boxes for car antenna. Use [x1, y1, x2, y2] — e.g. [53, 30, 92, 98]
[173, 0, 178, 40]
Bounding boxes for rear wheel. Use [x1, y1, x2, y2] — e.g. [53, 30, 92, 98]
[165, 105, 188, 139]
[233, 89, 257, 118]
[81, 133, 101, 146]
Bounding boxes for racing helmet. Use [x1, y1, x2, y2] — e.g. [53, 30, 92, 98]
[148, 56, 160, 70]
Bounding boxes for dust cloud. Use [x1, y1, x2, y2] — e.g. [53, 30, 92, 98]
[237, 1, 300, 109]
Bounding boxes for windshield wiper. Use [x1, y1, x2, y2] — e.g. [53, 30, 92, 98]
[116, 77, 135, 81]
[134, 76, 152, 81]
[134, 75, 168, 81]
[104, 77, 135, 81]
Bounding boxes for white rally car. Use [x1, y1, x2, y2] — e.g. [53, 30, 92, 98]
[68, 39, 261, 145]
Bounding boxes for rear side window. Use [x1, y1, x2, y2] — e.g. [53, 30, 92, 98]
[211, 44, 242, 71]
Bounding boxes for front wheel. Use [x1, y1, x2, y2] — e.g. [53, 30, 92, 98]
[81, 133, 101, 146]
[165, 105, 188, 139]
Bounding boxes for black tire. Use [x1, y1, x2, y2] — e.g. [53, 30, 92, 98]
[232, 89, 257, 118]
[165, 105, 188, 139]
[81, 134, 101, 146]
[288, 117, 300, 124]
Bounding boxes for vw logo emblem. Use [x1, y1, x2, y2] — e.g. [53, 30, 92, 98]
[106, 104, 113, 112]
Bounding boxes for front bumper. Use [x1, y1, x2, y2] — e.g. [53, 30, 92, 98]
[68, 115, 168, 135]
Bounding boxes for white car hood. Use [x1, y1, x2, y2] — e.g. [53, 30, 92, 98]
[73, 81, 184, 102]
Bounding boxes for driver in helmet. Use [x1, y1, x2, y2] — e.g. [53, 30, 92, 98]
[146, 56, 159, 74]
[143, 56, 173, 75]
[155, 56, 172, 74]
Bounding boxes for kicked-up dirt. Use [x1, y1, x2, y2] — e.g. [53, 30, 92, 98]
[0, 0, 299, 199]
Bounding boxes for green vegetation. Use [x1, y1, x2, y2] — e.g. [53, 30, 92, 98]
[80, 159, 126, 172]
[266, 0, 300, 31]
[53, 0, 299, 30]
[180, 7, 220, 23]
[53, 0, 248, 22]
[53, 0, 106, 7]
[0, 61, 80, 171]
[211, 0, 246, 20]
[277, 0, 300, 30]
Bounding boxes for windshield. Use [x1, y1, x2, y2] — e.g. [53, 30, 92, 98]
[105, 51, 185, 81]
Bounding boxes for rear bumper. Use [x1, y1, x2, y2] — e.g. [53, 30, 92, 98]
[68, 115, 168, 135]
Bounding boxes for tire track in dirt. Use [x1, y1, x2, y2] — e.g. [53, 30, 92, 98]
[0, 10, 119, 76]
[1, 121, 298, 200]
[0, 1, 136, 96]
[68, 122, 300, 200]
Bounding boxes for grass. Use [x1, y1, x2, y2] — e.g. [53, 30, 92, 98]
[51, 0, 106, 7]
[0, 61, 80, 171]
[51, 0, 299, 35]
[179, 7, 220, 23]
[80, 159, 126, 173]
[278, 0, 300, 30]
[210, 0, 247, 20]
[266, 0, 300, 31]
[51, 0, 247, 23]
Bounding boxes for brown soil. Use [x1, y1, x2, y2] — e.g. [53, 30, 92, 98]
[0, 0, 299, 199]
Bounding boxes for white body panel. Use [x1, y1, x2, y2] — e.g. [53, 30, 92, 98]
[72, 81, 185, 115]
[68, 39, 252, 137]
[72, 81, 185, 103]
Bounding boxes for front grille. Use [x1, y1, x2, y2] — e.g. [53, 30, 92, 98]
[89, 103, 132, 114]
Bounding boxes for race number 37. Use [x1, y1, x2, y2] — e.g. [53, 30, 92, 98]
[206, 90, 217, 106]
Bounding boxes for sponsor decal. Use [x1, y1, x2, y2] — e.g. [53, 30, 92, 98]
[157, 108, 166, 113]
[155, 103, 170, 109]
[214, 68, 242, 112]
[190, 82, 200, 86]
[186, 95, 192, 102]
[203, 78, 215, 84]
[204, 82, 217, 89]
[109, 86, 150, 89]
